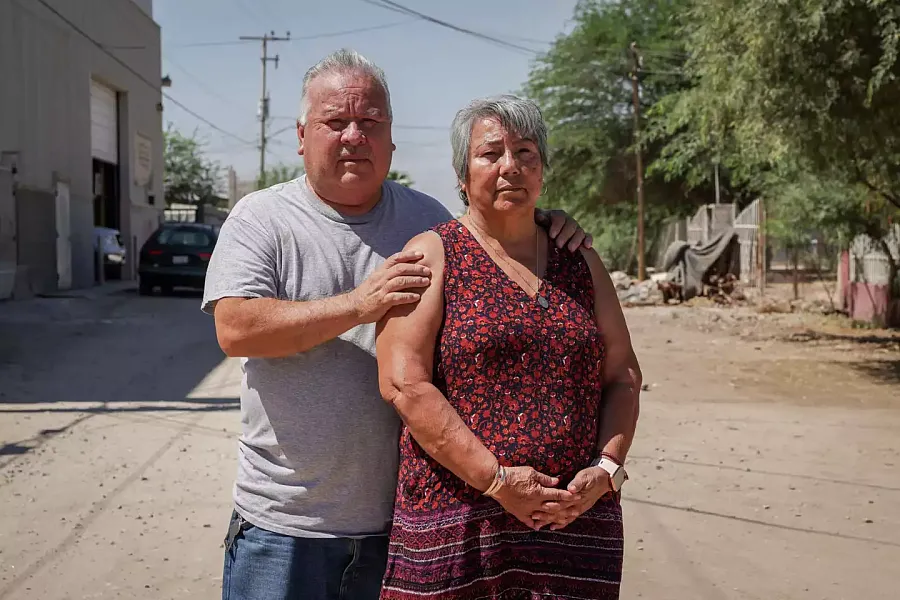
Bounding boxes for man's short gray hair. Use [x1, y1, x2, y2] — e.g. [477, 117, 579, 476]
[298, 48, 392, 125]
[450, 94, 549, 205]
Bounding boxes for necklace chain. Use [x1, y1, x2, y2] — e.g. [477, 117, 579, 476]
[464, 215, 543, 299]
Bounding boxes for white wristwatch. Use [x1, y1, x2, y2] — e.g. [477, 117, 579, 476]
[590, 456, 627, 492]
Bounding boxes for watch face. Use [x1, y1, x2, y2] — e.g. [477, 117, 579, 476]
[612, 468, 626, 490]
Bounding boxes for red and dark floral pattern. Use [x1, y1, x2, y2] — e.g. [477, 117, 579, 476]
[381, 221, 623, 600]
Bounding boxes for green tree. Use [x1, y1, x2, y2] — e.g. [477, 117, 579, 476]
[163, 125, 220, 207]
[652, 1, 900, 197]
[523, 0, 709, 270]
[260, 163, 304, 188]
[387, 170, 414, 187]
[649, 0, 900, 297]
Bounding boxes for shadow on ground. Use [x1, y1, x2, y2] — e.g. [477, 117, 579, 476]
[784, 328, 900, 349]
[0, 293, 237, 463]
[846, 359, 900, 387]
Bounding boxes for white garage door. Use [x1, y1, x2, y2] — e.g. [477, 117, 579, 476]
[91, 80, 118, 164]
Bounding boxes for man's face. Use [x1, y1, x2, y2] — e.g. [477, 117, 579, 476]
[298, 70, 394, 210]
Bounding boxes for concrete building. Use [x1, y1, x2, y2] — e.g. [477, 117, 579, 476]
[0, 0, 164, 298]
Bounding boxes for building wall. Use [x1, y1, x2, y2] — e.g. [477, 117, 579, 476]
[0, 0, 163, 294]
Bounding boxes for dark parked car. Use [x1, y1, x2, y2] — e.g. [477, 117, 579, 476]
[138, 222, 219, 295]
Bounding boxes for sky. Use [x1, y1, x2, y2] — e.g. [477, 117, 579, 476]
[155, 0, 580, 214]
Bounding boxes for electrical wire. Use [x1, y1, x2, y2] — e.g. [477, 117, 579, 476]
[162, 53, 249, 112]
[358, 0, 539, 55]
[31, 0, 252, 145]
[171, 20, 418, 49]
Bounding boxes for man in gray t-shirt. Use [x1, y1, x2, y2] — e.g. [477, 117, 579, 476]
[203, 49, 589, 600]
[204, 174, 450, 540]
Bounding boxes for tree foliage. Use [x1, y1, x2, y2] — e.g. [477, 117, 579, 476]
[260, 163, 304, 188]
[651, 0, 900, 211]
[387, 170, 414, 187]
[524, 0, 710, 268]
[163, 125, 220, 207]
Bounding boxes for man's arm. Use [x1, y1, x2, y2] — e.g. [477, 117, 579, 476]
[214, 295, 357, 358]
[203, 214, 430, 359]
[214, 250, 430, 358]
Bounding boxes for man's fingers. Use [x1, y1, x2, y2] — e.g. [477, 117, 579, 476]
[387, 250, 425, 265]
[386, 276, 431, 292]
[583, 233, 593, 249]
[386, 292, 421, 306]
[547, 210, 565, 239]
[567, 228, 586, 253]
[555, 219, 579, 249]
[389, 263, 432, 278]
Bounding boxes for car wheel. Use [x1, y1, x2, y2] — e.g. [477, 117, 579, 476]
[138, 279, 154, 296]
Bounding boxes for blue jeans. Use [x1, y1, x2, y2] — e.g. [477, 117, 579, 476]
[222, 510, 389, 600]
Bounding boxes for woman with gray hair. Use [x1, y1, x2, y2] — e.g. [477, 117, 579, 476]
[375, 95, 641, 599]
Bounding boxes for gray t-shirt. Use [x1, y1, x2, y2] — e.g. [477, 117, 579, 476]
[202, 176, 451, 538]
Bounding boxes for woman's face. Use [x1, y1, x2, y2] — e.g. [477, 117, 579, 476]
[461, 117, 543, 214]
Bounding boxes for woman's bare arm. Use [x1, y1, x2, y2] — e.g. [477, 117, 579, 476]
[377, 231, 498, 491]
[581, 248, 642, 463]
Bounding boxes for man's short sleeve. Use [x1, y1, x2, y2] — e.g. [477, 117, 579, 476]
[201, 215, 278, 314]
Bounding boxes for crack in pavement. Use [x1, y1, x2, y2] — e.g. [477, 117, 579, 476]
[626, 497, 900, 548]
[628, 455, 900, 492]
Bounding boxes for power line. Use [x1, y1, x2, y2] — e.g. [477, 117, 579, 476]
[31, 0, 250, 144]
[162, 53, 248, 112]
[393, 124, 448, 131]
[171, 20, 418, 49]
[232, 0, 269, 30]
[359, 0, 539, 55]
[163, 94, 254, 144]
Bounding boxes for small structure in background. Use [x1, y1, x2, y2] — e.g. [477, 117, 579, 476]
[838, 225, 900, 327]
[659, 228, 742, 303]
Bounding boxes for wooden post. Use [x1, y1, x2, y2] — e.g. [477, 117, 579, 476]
[630, 42, 646, 282]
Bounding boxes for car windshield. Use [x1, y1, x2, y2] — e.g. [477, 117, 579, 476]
[158, 228, 212, 247]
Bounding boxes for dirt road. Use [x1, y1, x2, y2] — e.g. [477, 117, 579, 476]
[0, 292, 897, 599]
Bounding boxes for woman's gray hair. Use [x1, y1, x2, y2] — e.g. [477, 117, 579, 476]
[450, 94, 549, 205]
[298, 49, 392, 125]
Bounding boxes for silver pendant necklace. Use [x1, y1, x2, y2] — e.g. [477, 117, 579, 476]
[466, 215, 549, 309]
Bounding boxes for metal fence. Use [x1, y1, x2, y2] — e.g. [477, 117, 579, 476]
[686, 203, 736, 246]
[734, 198, 762, 286]
[686, 205, 710, 245]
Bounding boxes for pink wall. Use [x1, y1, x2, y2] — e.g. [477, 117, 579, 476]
[848, 282, 894, 325]
[838, 251, 898, 326]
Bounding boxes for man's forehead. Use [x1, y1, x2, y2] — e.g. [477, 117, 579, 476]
[319, 102, 385, 118]
[308, 71, 387, 112]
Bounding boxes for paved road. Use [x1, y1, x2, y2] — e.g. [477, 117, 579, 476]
[0, 293, 897, 599]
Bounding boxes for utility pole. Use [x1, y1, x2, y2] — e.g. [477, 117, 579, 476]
[240, 31, 291, 189]
[630, 42, 646, 281]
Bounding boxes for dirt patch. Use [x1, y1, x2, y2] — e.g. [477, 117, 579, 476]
[626, 305, 900, 410]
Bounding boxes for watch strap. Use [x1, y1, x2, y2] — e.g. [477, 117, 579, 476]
[592, 456, 627, 492]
